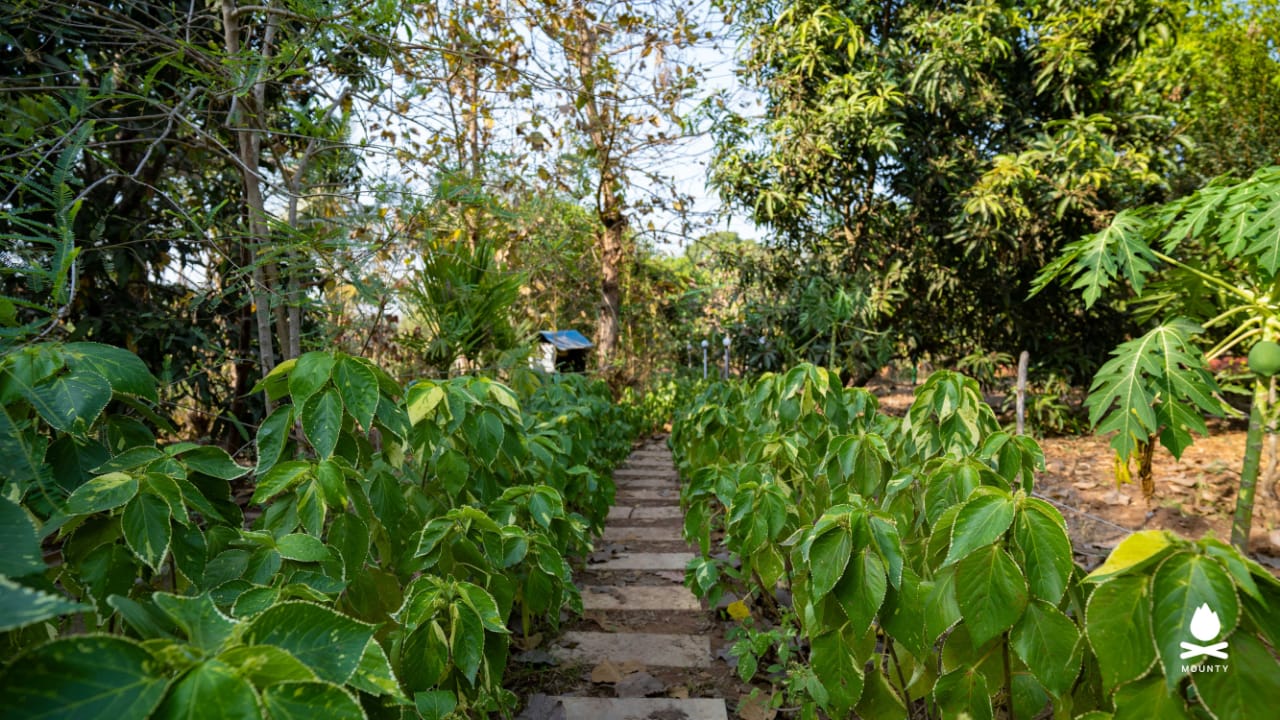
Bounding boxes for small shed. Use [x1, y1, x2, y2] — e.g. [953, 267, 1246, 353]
[536, 330, 593, 373]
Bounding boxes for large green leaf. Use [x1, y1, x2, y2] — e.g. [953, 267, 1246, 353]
[0, 636, 169, 719]
[415, 690, 457, 720]
[0, 404, 49, 490]
[450, 603, 486, 684]
[154, 659, 261, 720]
[348, 640, 405, 700]
[1193, 633, 1280, 720]
[277, 533, 332, 563]
[302, 389, 343, 460]
[1152, 552, 1239, 690]
[1087, 530, 1176, 582]
[217, 646, 317, 686]
[1010, 600, 1081, 698]
[243, 601, 375, 684]
[1012, 498, 1073, 603]
[260, 682, 364, 720]
[252, 460, 311, 504]
[832, 548, 887, 637]
[24, 370, 113, 433]
[932, 667, 992, 720]
[943, 489, 1014, 567]
[0, 495, 44, 576]
[1111, 676, 1191, 720]
[288, 351, 334, 404]
[123, 490, 172, 571]
[63, 342, 158, 400]
[1086, 575, 1157, 690]
[176, 446, 249, 480]
[1035, 208, 1156, 308]
[333, 356, 378, 430]
[954, 544, 1028, 647]
[0, 577, 89, 632]
[807, 525, 853, 600]
[255, 405, 294, 475]
[810, 629, 864, 713]
[152, 593, 235, 653]
[65, 471, 138, 515]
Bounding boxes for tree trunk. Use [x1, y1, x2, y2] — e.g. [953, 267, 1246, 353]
[596, 208, 624, 373]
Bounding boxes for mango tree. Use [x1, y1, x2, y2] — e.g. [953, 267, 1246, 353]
[1034, 165, 1280, 549]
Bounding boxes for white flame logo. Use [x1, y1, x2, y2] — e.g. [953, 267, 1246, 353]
[1181, 603, 1228, 660]
[1190, 603, 1221, 641]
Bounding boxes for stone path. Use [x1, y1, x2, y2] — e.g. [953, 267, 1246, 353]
[523, 440, 729, 720]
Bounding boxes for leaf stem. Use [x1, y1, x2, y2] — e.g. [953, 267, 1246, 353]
[1152, 250, 1258, 304]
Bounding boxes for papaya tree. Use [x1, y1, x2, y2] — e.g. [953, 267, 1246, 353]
[1035, 164, 1280, 549]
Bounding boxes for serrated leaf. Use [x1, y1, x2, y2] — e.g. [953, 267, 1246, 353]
[333, 356, 378, 430]
[24, 370, 112, 433]
[65, 471, 139, 515]
[123, 491, 172, 571]
[0, 636, 169, 719]
[152, 593, 235, 653]
[933, 667, 992, 720]
[277, 533, 332, 562]
[450, 603, 485, 684]
[1087, 530, 1175, 581]
[217, 645, 317, 686]
[944, 490, 1014, 567]
[808, 525, 853, 600]
[243, 602, 375, 684]
[414, 690, 457, 720]
[954, 544, 1028, 647]
[0, 577, 89, 632]
[302, 389, 342, 460]
[349, 640, 405, 700]
[0, 495, 44, 576]
[1011, 600, 1081, 697]
[255, 405, 294, 475]
[1112, 675, 1191, 720]
[154, 659, 262, 720]
[288, 351, 334, 404]
[1152, 552, 1239, 690]
[252, 460, 311, 504]
[261, 682, 364, 720]
[178, 446, 249, 480]
[1193, 633, 1280, 720]
[1013, 499, 1073, 603]
[832, 548, 887, 637]
[62, 342, 158, 400]
[810, 629, 864, 713]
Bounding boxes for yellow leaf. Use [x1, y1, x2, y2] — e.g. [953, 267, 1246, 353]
[727, 600, 751, 621]
[1086, 530, 1175, 582]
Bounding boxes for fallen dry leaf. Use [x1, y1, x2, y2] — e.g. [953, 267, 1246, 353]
[590, 660, 623, 684]
[738, 691, 777, 720]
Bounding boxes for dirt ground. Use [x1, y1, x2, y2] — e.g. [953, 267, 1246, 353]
[869, 380, 1280, 573]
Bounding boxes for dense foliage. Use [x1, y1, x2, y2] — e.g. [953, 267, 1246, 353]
[0, 341, 635, 718]
[671, 365, 1280, 718]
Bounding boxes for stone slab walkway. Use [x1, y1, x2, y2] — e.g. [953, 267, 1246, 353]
[524, 438, 728, 720]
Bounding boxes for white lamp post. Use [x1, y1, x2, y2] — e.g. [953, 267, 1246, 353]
[701, 340, 709, 379]
[722, 335, 731, 379]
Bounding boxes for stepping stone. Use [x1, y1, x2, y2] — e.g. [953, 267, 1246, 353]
[550, 697, 727, 720]
[607, 506, 633, 521]
[591, 552, 693, 570]
[615, 478, 679, 490]
[629, 506, 682, 520]
[603, 526, 683, 543]
[551, 631, 711, 667]
[614, 469, 679, 479]
[615, 488, 677, 501]
[581, 585, 700, 611]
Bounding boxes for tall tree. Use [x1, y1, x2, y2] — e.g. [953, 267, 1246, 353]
[522, 0, 705, 375]
[711, 0, 1197, 376]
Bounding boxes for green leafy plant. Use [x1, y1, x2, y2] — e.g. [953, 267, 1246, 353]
[1, 341, 635, 717]
[1035, 164, 1280, 546]
[671, 364, 1280, 718]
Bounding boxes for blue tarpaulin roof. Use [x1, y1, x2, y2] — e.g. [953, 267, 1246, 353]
[538, 330, 593, 351]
